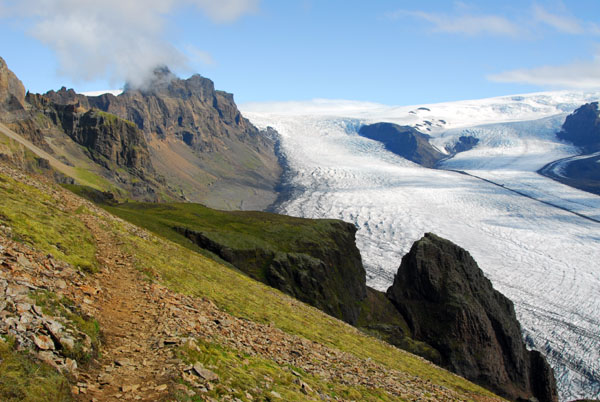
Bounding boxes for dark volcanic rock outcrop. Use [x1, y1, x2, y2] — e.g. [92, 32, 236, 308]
[386, 233, 557, 402]
[175, 220, 367, 325]
[558, 102, 600, 153]
[446, 135, 479, 154]
[358, 122, 444, 167]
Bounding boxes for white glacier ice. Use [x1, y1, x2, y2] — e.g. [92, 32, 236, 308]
[242, 91, 600, 401]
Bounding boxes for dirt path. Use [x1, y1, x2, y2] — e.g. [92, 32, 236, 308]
[76, 216, 177, 401]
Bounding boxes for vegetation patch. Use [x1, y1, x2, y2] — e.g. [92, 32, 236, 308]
[0, 174, 98, 272]
[0, 336, 72, 401]
[101, 200, 343, 254]
[176, 338, 392, 401]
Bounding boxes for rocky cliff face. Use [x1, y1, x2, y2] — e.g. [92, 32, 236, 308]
[47, 68, 262, 152]
[358, 122, 445, 168]
[386, 233, 558, 402]
[175, 220, 367, 325]
[558, 102, 600, 152]
[0, 57, 26, 113]
[22, 93, 160, 199]
[45, 68, 281, 209]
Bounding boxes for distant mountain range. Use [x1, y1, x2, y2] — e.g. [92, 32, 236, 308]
[0, 57, 281, 210]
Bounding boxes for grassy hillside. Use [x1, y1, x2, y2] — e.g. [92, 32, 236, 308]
[0, 167, 501, 400]
[65, 193, 349, 280]
[67, 191, 441, 360]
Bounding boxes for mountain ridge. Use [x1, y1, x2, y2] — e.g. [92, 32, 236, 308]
[0, 56, 282, 209]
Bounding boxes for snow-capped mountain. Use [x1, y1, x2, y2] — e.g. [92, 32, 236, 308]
[241, 91, 600, 401]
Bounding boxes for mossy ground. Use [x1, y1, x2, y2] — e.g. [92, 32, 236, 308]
[0, 175, 98, 272]
[176, 339, 392, 401]
[101, 199, 343, 253]
[0, 337, 72, 402]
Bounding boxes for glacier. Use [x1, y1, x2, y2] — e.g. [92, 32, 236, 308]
[242, 91, 600, 401]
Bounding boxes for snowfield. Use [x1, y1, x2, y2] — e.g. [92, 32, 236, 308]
[242, 91, 600, 401]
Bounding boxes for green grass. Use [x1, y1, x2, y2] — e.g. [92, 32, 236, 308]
[0, 174, 98, 272]
[102, 200, 343, 253]
[94, 110, 137, 129]
[72, 167, 116, 193]
[175, 338, 393, 401]
[0, 337, 72, 402]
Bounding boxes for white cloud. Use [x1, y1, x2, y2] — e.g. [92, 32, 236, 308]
[184, 45, 216, 66]
[191, 0, 258, 23]
[2, 0, 258, 88]
[488, 54, 600, 89]
[392, 3, 600, 38]
[390, 9, 522, 37]
[532, 4, 584, 34]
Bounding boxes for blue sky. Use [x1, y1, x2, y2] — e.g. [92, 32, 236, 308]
[1, 0, 600, 105]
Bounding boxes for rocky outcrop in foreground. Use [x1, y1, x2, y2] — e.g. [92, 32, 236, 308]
[386, 233, 558, 402]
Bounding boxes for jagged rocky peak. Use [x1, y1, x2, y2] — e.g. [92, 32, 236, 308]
[0, 56, 26, 112]
[558, 102, 600, 153]
[124, 65, 215, 101]
[386, 233, 558, 402]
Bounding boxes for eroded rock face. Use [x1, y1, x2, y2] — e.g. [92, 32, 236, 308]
[47, 69, 262, 153]
[265, 221, 367, 324]
[175, 221, 367, 325]
[0, 57, 26, 112]
[386, 233, 558, 402]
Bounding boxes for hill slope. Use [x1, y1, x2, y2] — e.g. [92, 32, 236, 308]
[0, 162, 501, 401]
